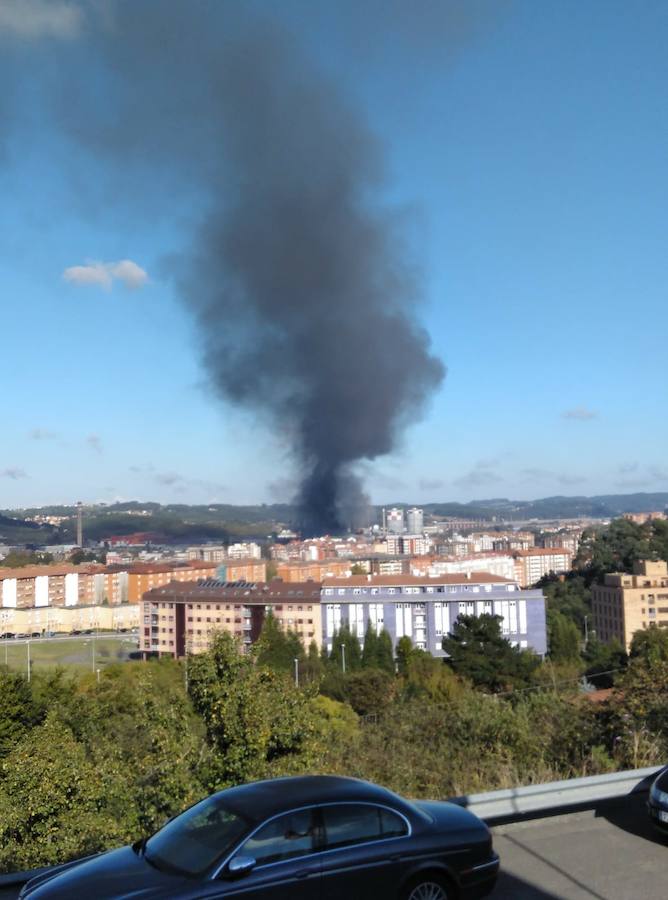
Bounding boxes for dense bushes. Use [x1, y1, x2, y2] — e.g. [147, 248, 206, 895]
[1, 626, 668, 875]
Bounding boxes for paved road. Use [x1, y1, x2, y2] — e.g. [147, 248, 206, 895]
[1, 795, 664, 899]
[491, 793, 666, 899]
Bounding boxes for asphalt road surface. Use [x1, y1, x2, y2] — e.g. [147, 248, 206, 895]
[491, 793, 666, 899]
[1, 794, 664, 900]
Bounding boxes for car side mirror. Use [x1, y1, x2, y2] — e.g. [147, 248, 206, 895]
[226, 855, 256, 879]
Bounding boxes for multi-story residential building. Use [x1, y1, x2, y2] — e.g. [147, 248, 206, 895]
[412, 554, 516, 582]
[592, 560, 668, 651]
[115, 562, 220, 602]
[217, 559, 267, 583]
[275, 559, 351, 583]
[0, 564, 116, 608]
[227, 542, 262, 560]
[187, 545, 228, 563]
[140, 580, 322, 658]
[406, 508, 424, 534]
[321, 573, 547, 657]
[512, 549, 573, 587]
[0, 603, 139, 637]
[385, 534, 431, 556]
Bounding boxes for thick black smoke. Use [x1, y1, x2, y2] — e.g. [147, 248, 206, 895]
[3, 2, 447, 534]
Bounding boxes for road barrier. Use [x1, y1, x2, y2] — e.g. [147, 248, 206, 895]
[451, 764, 663, 823]
[1, 766, 664, 892]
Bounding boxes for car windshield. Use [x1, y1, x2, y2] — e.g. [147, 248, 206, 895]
[145, 795, 250, 877]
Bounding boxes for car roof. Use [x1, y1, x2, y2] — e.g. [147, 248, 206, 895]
[216, 775, 407, 823]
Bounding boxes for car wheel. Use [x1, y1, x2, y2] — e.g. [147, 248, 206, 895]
[403, 877, 451, 900]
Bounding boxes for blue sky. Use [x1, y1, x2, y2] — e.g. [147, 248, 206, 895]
[1, 0, 667, 508]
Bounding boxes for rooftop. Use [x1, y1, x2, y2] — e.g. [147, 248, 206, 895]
[322, 573, 515, 586]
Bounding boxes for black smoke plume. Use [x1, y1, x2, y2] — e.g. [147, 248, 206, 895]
[3, 2, 446, 534]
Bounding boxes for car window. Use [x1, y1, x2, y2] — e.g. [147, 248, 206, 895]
[238, 809, 316, 866]
[322, 804, 407, 850]
[145, 795, 249, 877]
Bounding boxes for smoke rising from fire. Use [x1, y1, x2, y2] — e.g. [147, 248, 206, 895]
[3, 2, 448, 533]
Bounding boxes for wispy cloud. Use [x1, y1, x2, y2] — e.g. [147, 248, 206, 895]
[562, 406, 597, 421]
[29, 427, 58, 441]
[86, 434, 103, 454]
[521, 467, 587, 487]
[418, 477, 445, 492]
[63, 259, 149, 291]
[453, 460, 502, 488]
[0, 0, 82, 39]
[649, 465, 668, 482]
[1, 467, 28, 480]
[153, 470, 225, 495]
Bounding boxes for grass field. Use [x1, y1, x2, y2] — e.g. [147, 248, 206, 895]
[0, 636, 139, 673]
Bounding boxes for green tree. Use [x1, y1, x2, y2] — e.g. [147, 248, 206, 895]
[442, 614, 540, 692]
[361, 620, 379, 668]
[629, 627, 668, 665]
[188, 633, 321, 787]
[0, 671, 38, 756]
[330, 624, 362, 671]
[376, 629, 395, 674]
[583, 637, 627, 688]
[0, 716, 128, 872]
[350, 563, 367, 575]
[255, 612, 304, 674]
[343, 668, 395, 717]
[547, 610, 582, 662]
[395, 636, 413, 677]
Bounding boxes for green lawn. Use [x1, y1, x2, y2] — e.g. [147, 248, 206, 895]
[0, 635, 139, 673]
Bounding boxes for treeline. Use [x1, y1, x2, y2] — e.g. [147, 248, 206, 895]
[3, 616, 668, 874]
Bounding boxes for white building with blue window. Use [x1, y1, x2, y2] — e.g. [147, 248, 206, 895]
[321, 573, 547, 657]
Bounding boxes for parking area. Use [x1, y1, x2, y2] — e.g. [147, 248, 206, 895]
[491, 793, 666, 899]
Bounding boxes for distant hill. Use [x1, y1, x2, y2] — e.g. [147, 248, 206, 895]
[2, 493, 667, 544]
[422, 493, 668, 521]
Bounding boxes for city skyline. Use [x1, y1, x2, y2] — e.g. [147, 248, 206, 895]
[1, 1, 667, 507]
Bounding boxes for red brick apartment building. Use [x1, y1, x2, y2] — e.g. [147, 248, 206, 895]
[140, 580, 322, 658]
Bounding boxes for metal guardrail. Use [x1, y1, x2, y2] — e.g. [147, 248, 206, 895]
[451, 764, 663, 822]
[1, 766, 663, 892]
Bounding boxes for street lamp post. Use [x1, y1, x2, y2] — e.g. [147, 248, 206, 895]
[294, 657, 299, 687]
[341, 643, 346, 674]
[27, 639, 31, 682]
[583, 615, 589, 648]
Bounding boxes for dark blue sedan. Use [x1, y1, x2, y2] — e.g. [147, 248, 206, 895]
[19, 775, 499, 900]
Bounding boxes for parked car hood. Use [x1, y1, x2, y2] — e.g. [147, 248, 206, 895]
[22, 846, 192, 900]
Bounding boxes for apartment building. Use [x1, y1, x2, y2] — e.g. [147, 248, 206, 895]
[275, 559, 352, 583]
[217, 559, 267, 583]
[140, 580, 322, 658]
[0, 603, 139, 637]
[412, 554, 516, 582]
[592, 560, 668, 651]
[0, 564, 120, 608]
[118, 562, 220, 602]
[0, 561, 232, 609]
[321, 573, 547, 657]
[512, 548, 573, 587]
[187, 545, 228, 563]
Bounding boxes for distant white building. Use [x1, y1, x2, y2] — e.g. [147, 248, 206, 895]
[386, 508, 405, 534]
[406, 507, 424, 534]
[227, 542, 262, 560]
[416, 555, 516, 582]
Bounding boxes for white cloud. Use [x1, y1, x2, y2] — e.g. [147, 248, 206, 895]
[0, 1, 82, 39]
[1, 467, 28, 480]
[63, 259, 149, 291]
[29, 427, 58, 441]
[562, 406, 597, 421]
[86, 434, 103, 454]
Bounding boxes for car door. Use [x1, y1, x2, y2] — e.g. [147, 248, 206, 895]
[318, 803, 408, 900]
[211, 806, 321, 899]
